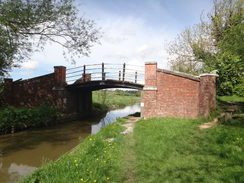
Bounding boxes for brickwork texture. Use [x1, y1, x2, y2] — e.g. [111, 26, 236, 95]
[143, 62, 216, 119]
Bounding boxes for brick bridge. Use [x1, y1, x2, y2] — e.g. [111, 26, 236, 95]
[3, 62, 217, 119]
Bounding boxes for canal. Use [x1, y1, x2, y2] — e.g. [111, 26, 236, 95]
[0, 104, 140, 183]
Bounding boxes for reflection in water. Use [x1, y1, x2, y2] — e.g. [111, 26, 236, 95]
[92, 104, 140, 134]
[0, 104, 140, 183]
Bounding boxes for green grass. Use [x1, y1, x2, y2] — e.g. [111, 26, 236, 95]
[20, 118, 128, 183]
[133, 118, 244, 183]
[218, 95, 244, 103]
[20, 116, 244, 183]
[93, 90, 141, 108]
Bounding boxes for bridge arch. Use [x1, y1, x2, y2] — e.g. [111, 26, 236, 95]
[64, 63, 144, 117]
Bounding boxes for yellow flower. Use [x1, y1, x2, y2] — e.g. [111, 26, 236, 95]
[76, 164, 79, 166]
[74, 160, 77, 162]
[89, 138, 92, 140]
[94, 180, 97, 182]
[107, 177, 110, 180]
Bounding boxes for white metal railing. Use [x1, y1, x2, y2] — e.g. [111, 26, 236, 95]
[66, 63, 144, 85]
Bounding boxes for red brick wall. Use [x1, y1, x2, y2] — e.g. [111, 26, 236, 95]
[3, 66, 66, 108]
[156, 71, 200, 118]
[143, 62, 216, 119]
[199, 74, 216, 116]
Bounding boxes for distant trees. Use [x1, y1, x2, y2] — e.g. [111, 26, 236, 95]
[0, 0, 100, 76]
[166, 0, 244, 96]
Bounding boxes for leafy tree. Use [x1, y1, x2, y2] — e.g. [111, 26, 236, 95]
[0, 0, 100, 76]
[166, 0, 244, 96]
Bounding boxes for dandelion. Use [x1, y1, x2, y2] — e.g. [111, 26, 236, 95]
[107, 177, 110, 180]
[80, 178, 83, 181]
[94, 180, 97, 182]
[89, 138, 92, 140]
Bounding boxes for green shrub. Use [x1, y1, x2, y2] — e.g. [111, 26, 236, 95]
[0, 105, 60, 134]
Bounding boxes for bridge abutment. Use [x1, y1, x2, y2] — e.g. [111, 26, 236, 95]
[143, 62, 217, 119]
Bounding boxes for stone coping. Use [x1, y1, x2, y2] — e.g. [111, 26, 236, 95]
[157, 69, 200, 81]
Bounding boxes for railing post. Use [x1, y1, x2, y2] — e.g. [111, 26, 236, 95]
[102, 63, 105, 81]
[119, 71, 121, 81]
[123, 63, 125, 81]
[135, 71, 137, 83]
[83, 65, 86, 82]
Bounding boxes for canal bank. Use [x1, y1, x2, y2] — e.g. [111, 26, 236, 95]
[0, 104, 140, 183]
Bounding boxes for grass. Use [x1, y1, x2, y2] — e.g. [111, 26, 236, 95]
[20, 118, 128, 183]
[218, 95, 244, 103]
[20, 115, 244, 183]
[93, 90, 140, 109]
[20, 94, 244, 183]
[133, 117, 244, 183]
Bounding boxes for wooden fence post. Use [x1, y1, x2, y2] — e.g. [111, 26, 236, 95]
[123, 63, 125, 81]
[102, 63, 105, 81]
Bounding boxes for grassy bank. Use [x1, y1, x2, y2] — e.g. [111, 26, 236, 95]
[93, 90, 140, 109]
[218, 95, 244, 103]
[20, 114, 244, 182]
[20, 118, 129, 183]
[133, 117, 243, 182]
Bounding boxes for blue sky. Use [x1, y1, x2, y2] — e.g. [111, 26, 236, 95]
[10, 0, 214, 80]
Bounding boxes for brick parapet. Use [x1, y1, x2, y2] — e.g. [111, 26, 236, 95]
[3, 66, 67, 109]
[199, 74, 217, 116]
[54, 66, 66, 84]
[143, 63, 216, 119]
[145, 62, 157, 87]
[3, 78, 13, 106]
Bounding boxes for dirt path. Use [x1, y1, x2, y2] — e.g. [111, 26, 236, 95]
[120, 117, 140, 134]
[199, 102, 243, 130]
[120, 116, 141, 183]
[199, 113, 224, 129]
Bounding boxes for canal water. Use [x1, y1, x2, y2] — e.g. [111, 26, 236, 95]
[0, 104, 140, 183]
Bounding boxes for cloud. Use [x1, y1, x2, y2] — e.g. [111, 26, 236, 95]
[133, 44, 155, 58]
[21, 61, 39, 71]
[10, 1, 178, 80]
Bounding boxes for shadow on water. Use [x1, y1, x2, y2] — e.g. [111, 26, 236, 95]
[0, 103, 140, 183]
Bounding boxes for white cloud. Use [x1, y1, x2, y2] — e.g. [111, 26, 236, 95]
[11, 1, 182, 80]
[21, 61, 39, 71]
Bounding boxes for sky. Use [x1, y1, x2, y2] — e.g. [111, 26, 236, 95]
[10, 0, 214, 80]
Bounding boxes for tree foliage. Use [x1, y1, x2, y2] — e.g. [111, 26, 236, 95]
[166, 0, 244, 96]
[0, 0, 100, 76]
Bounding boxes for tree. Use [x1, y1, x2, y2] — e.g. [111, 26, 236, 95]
[166, 0, 244, 96]
[0, 0, 100, 76]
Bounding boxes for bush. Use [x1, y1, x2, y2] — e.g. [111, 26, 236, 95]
[0, 105, 60, 134]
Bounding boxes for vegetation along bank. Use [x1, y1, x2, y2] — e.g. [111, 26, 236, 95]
[0, 90, 140, 135]
[20, 96, 244, 183]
